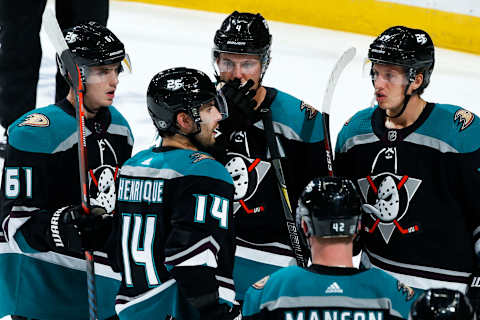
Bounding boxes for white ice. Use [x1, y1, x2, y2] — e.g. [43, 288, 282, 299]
[2, 0, 480, 319]
[36, 1, 480, 154]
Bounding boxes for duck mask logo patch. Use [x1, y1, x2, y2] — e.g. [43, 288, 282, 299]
[357, 147, 422, 243]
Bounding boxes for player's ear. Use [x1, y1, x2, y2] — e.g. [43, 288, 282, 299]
[176, 112, 194, 134]
[409, 73, 424, 93]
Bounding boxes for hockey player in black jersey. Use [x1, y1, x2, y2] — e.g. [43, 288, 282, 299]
[410, 288, 475, 319]
[212, 11, 328, 301]
[109, 67, 239, 320]
[0, 22, 133, 319]
[335, 26, 480, 295]
[243, 177, 415, 319]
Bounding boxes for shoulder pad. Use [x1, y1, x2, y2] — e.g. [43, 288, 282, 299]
[107, 106, 134, 146]
[122, 149, 233, 185]
[416, 104, 480, 153]
[8, 105, 76, 154]
[263, 90, 324, 143]
[335, 106, 375, 153]
[185, 151, 233, 185]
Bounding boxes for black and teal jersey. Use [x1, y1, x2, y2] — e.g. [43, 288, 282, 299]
[110, 147, 235, 320]
[218, 87, 328, 300]
[242, 265, 416, 320]
[0, 99, 133, 319]
[335, 102, 480, 292]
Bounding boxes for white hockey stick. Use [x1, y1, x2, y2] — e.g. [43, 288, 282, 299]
[42, 9, 98, 320]
[321, 47, 356, 176]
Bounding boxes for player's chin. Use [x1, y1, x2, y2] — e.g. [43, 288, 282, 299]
[101, 98, 114, 106]
[377, 101, 390, 110]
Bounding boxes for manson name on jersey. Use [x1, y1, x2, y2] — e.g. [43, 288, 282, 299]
[285, 310, 384, 320]
[117, 177, 164, 204]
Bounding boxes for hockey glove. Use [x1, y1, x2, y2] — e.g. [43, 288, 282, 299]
[219, 78, 259, 131]
[47, 205, 112, 252]
[199, 303, 241, 320]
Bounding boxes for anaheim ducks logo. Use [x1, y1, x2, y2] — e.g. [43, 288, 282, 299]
[190, 152, 213, 163]
[252, 275, 270, 290]
[454, 109, 474, 131]
[357, 147, 422, 244]
[397, 281, 415, 301]
[18, 113, 50, 127]
[224, 152, 271, 215]
[300, 101, 318, 120]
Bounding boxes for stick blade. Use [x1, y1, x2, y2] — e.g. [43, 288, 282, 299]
[42, 9, 69, 55]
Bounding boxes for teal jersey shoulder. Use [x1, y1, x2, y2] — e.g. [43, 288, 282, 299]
[335, 107, 375, 153]
[243, 265, 415, 319]
[108, 105, 134, 146]
[122, 148, 233, 185]
[417, 103, 480, 153]
[268, 89, 324, 143]
[8, 104, 76, 154]
[7, 104, 133, 153]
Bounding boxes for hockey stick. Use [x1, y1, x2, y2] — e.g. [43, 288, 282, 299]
[321, 47, 356, 176]
[42, 9, 98, 320]
[261, 109, 308, 268]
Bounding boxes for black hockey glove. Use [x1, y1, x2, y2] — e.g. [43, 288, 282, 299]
[47, 205, 112, 252]
[199, 303, 241, 320]
[219, 78, 259, 132]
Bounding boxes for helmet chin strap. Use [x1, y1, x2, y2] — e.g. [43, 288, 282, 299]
[385, 81, 412, 119]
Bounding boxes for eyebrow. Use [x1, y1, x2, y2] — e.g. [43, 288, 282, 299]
[221, 57, 259, 62]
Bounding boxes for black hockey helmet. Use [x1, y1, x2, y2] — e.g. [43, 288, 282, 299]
[296, 177, 362, 239]
[368, 26, 435, 94]
[147, 67, 228, 136]
[58, 21, 131, 86]
[213, 11, 272, 79]
[410, 288, 474, 319]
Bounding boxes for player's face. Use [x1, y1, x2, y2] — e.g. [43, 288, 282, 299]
[83, 62, 121, 113]
[194, 101, 223, 148]
[217, 53, 262, 89]
[372, 63, 409, 112]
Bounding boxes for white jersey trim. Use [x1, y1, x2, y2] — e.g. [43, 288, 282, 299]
[115, 278, 176, 314]
[362, 250, 469, 292]
[120, 165, 183, 179]
[236, 245, 295, 267]
[165, 236, 220, 269]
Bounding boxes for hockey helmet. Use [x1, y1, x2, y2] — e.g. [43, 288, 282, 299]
[410, 288, 474, 319]
[147, 67, 228, 136]
[368, 26, 434, 94]
[58, 21, 131, 86]
[296, 177, 362, 239]
[213, 11, 272, 79]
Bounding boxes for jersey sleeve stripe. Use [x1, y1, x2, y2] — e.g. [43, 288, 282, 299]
[114, 278, 176, 314]
[217, 275, 236, 303]
[362, 249, 469, 292]
[341, 133, 379, 153]
[108, 123, 134, 146]
[164, 236, 220, 268]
